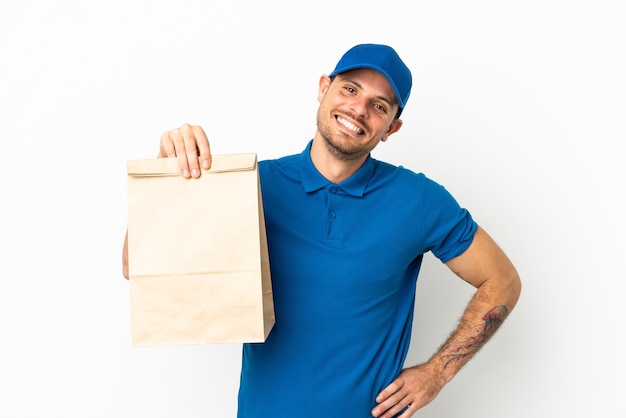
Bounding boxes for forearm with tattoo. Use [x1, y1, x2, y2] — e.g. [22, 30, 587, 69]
[440, 305, 509, 369]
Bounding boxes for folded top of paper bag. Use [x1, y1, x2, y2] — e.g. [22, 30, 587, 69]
[127, 153, 257, 177]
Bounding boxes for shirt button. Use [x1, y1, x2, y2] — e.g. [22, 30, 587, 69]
[329, 211, 336, 218]
[329, 187, 337, 194]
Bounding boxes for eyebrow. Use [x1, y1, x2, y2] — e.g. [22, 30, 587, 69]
[340, 76, 395, 108]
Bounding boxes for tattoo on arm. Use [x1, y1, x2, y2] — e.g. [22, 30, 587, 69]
[441, 305, 509, 368]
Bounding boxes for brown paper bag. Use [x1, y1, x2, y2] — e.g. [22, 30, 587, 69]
[126, 153, 274, 346]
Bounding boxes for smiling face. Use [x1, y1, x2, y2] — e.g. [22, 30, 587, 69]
[315, 68, 403, 162]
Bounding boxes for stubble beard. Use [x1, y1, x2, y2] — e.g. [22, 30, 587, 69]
[316, 109, 378, 162]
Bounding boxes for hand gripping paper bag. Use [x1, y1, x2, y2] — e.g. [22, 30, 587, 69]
[126, 154, 274, 346]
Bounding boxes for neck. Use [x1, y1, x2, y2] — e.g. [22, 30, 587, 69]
[309, 135, 368, 184]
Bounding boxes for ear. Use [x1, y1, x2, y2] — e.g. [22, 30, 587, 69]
[317, 75, 332, 102]
[381, 118, 403, 142]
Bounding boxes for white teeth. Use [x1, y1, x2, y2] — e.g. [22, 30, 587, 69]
[337, 116, 362, 134]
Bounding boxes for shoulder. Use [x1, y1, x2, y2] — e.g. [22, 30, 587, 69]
[369, 158, 444, 194]
[369, 158, 467, 219]
[259, 152, 300, 170]
[259, 152, 300, 174]
[258, 152, 304, 188]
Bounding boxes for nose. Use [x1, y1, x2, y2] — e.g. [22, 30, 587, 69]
[350, 97, 369, 118]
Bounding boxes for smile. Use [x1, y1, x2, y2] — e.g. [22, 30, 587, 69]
[337, 116, 363, 135]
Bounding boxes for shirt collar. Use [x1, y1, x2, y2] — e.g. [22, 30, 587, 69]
[299, 140, 375, 197]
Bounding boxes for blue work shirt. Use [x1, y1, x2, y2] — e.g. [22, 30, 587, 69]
[237, 141, 477, 417]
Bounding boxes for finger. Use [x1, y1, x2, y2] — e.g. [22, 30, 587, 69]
[160, 129, 192, 178]
[191, 125, 212, 170]
[397, 403, 417, 418]
[375, 378, 402, 405]
[159, 130, 178, 158]
[372, 392, 409, 418]
[372, 379, 406, 418]
[177, 124, 201, 178]
[162, 128, 190, 178]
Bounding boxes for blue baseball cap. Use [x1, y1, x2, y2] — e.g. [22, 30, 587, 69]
[329, 44, 412, 115]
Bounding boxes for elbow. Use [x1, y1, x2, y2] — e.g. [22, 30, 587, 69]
[505, 268, 522, 312]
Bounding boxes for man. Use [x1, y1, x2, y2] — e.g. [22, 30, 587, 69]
[122, 44, 521, 418]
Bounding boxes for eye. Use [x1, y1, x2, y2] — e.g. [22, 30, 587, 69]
[344, 86, 357, 94]
[373, 103, 388, 114]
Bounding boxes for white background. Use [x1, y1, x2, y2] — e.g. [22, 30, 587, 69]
[1, 0, 624, 417]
